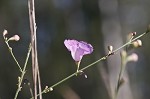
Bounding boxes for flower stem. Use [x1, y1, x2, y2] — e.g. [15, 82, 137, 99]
[114, 57, 126, 99]
[14, 44, 32, 99]
[5, 41, 22, 72]
[76, 61, 81, 75]
[31, 31, 149, 98]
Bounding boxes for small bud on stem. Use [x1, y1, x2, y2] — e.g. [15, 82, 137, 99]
[108, 45, 113, 52]
[3, 30, 8, 37]
[127, 32, 137, 41]
[132, 40, 142, 47]
[9, 35, 20, 41]
[108, 45, 114, 56]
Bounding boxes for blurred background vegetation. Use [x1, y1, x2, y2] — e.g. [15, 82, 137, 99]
[0, 0, 150, 99]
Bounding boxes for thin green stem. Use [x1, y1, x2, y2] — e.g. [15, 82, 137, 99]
[76, 61, 81, 74]
[28, 83, 34, 98]
[31, 31, 149, 99]
[14, 44, 32, 99]
[114, 59, 126, 99]
[5, 41, 22, 72]
[77, 61, 80, 72]
[30, 72, 76, 99]
[112, 32, 147, 99]
[113, 32, 147, 53]
[31, 56, 109, 98]
[113, 91, 118, 99]
[112, 32, 148, 99]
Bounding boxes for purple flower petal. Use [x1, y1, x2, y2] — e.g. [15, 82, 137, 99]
[79, 41, 93, 54]
[64, 39, 93, 61]
[64, 39, 78, 52]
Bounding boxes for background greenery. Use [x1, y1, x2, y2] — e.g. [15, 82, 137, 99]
[0, 0, 150, 99]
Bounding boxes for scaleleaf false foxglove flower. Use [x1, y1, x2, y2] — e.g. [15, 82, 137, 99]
[64, 39, 93, 74]
[64, 39, 93, 62]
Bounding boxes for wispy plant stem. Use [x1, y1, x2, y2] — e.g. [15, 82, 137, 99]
[113, 32, 147, 53]
[30, 31, 149, 98]
[5, 41, 22, 72]
[114, 55, 126, 99]
[112, 32, 148, 99]
[14, 44, 32, 99]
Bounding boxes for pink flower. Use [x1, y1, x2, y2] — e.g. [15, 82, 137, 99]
[64, 39, 93, 61]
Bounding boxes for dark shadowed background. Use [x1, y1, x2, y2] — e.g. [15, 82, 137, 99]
[0, 0, 150, 99]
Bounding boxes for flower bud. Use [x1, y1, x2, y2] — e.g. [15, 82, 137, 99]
[108, 45, 114, 56]
[131, 32, 136, 36]
[44, 86, 53, 93]
[50, 87, 53, 91]
[127, 32, 136, 40]
[9, 35, 20, 41]
[3, 30, 8, 37]
[108, 45, 113, 52]
[127, 53, 138, 62]
[132, 40, 142, 47]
